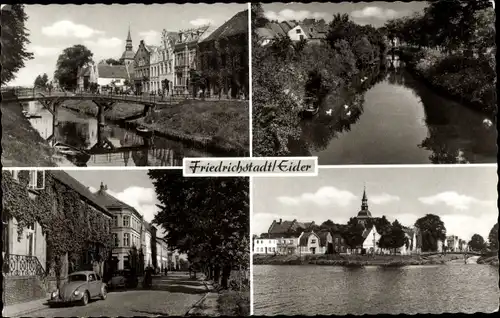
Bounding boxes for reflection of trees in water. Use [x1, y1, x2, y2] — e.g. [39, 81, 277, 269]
[57, 121, 91, 148]
[392, 69, 497, 164]
[294, 65, 386, 153]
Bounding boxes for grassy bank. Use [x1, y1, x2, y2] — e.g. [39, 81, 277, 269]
[477, 255, 499, 266]
[217, 289, 250, 316]
[134, 99, 249, 156]
[400, 48, 496, 118]
[63, 99, 249, 156]
[1, 102, 57, 167]
[253, 253, 465, 267]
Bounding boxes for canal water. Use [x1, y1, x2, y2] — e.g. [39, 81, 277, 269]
[253, 264, 499, 315]
[24, 101, 213, 167]
[297, 58, 497, 164]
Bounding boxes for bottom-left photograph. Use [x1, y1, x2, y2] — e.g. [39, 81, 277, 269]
[2, 169, 250, 317]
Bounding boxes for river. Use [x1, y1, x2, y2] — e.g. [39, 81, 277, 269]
[23, 101, 213, 167]
[253, 264, 499, 315]
[295, 57, 497, 164]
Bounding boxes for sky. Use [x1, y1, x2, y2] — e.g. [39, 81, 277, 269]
[252, 166, 498, 241]
[66, 169, 164, 235]
[8, 3, 247, 87]
[262, 2, 428, 26]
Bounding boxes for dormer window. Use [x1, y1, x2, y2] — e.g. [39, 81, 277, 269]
[296, 29, 301, 34]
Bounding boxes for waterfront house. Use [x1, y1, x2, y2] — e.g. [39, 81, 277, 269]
[133, 40, 152, 93]
[197, 9, 248, 99]
[446, 235, 460, 252]
[173, 25, 209, 95]
[90, 62, 132, 92]
[148, 45, 162, 94]
[400, 227, 418, 255]
[158, 29, 178, 96]
[360, 225, 382, 254]
[317, 230, 333, 254]
[331, 231, 348, 254]
[300, 18, 327, 44]
[253, 237, 278, 254]
[298, 231, 322, 254]
[2, 170, 111, 306]
[276, 235, 301, 255]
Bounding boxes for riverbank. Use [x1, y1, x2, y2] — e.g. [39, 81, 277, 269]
[253, 253, 466, 267]
[1, 102, 57, 167]
[399, 48, 496, 118]
[477, 255, 499, 266]
[63, 99, 249, 156]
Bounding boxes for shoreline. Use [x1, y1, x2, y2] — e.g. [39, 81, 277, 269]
[252, 254, 487, 267]
[63, 100, 249, 157]
[398, 50, 496, 120]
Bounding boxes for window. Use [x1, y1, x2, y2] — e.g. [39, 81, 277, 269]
[124, 233, 130, 247]
[96, 274, 101, 281]
[113, 216, 118, 227]
[311, 239, 316, 244]
[28, 170, 45, 190]
[289, 240, 293, 244]
[113, 233, 119, 247]
[335, 237, 339, 244]
[299, 35, 304, 41]
[123, 216, 130, 227]
[89, 274, 96, 281]
[11, 170, 19, 181]
[296, 29, 301, 34]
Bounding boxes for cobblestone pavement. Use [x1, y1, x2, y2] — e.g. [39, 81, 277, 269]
[13, 273, 207, 317]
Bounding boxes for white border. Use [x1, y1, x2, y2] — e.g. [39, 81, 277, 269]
[249, 176, 254, 316]
[3, 166, 182, 171]
[318, 164, 496, 169]
[248, 2, 253, 158]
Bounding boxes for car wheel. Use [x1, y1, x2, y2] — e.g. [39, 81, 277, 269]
[80, 291, 89, 306]
[100, 286, 107, 300]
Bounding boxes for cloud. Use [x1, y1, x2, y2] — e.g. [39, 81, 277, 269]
[83, 37, 122, 49]
[82, 37, 123, 61]
[106, 186, 159, 223]
[277, 186, 357, 207]
[264, 9, 329, 22]
[190, 18, 214, 27]
[351, 6, 402, 20]
[29, 45, 62, 58]
[370, 193, 400, 205]
[418, 191, 494, 211]
[138, 30, 161, 45]
[42, 20, 104, 38]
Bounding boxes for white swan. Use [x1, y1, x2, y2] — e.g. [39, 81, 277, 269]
[483, 118, 493, 128]
[344, 104, 349, 110]
[346, 111, 352, 116]
[326, 109, 333, 116]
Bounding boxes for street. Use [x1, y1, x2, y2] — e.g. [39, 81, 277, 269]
[15, 273, 207, 317]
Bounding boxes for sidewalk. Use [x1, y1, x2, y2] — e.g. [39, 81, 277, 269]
[2, 293, 51, 317]
[186, 280, 220, 316]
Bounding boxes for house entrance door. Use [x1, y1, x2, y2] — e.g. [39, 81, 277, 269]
[311, 247, 316, 254]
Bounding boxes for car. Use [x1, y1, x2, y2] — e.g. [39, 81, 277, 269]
[48, 271, 107, 306]
[107, 269, 138, 289]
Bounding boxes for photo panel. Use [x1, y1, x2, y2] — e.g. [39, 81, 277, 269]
[2, 168, 250, 316]
[251, 1, 496, 164]
[251, 165, 499, 315]
[1, 3, 249, 168]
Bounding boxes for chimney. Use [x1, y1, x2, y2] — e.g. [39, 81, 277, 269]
[100, 182, 108, 191]
[179, 32, 183, 42]
[279, 218, 282, 224]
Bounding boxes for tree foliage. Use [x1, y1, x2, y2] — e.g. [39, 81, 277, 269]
[0, 4, 34, 86]
[488, 223, 498, 253]
[34, 73, 49, 88]
[105, 58, 123, 65]
[148, 170, 249, 288]
[415, 214, 446, 252]
[469, 233, 486, 252]
[54, 45, 93, 90]
[342, 218, 365, 251]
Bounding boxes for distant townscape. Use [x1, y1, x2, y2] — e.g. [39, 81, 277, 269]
[254, 188, 493, 256]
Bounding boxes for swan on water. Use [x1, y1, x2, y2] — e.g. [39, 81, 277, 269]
[346, 111, 352, 116]
[483, 118, 493, 128]
[326, 109, 333, 116]
[344, 104, 349, 109]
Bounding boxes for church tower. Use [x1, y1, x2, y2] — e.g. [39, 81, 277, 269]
[357, 186, 372, 226]
[120, 26, 135, 66]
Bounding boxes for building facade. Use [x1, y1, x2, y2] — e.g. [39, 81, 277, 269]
[158, 30, 177, 96]
[173, 26, 209, 95]
[298, 231, 321, 254]
[253, 238, 277, 254]
[133, 40, 151, 93]
[149, 46, 161, 94]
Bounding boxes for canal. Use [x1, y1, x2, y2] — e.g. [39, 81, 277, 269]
[253, 264, 499, 315]
[295, 58, 497, 164]
[24, 101, 213, 167]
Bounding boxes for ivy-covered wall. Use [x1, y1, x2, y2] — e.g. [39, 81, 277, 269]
[2, 171, 113, 277]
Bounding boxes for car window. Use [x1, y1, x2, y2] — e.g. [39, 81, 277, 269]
[69, 274, 87, 282]
[89, 274, 96, 281]
[96, 274, 101, 280]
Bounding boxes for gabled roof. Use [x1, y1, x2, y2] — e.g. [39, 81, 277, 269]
[97, 64, 129, 79]
[50, 171, 111, 218]
[93, 185, 143, 221]
[202, 10, 248, 43]
[299, 231, 320, 246]
[362, 225, 376, 239]
[255, 27, 275, 39]
[268, 219, 295, 234]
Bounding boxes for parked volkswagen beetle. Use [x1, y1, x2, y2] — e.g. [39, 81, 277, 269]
[49, 271, 107, 306]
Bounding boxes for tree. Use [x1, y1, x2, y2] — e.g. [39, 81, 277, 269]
[34, 73, 49, 88]
[54, 45, 93, 90]
[389, 220, 406, 254]
[488, 223, 498, 253]
[251, 3, 268, 29]
[342, 218, 365, 253]
[414, 214, 446, 252]
[148, 170, 249, 289]
[469, 234, 486, 252]
[0, 4, 34, 85]
[105, 58, 123, 65]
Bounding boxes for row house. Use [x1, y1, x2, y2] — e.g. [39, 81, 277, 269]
[254, 238, 277, 254]
[197, 9, 248, 99]
[255, 19, 326, 46]
[158, 29, 178, 95]
[2, 170, 112, 306]
[93, 182, 156, 271]
[133, 40, 152, 93]
[173, 26, 209, 95]
[149, 45, 162, 94]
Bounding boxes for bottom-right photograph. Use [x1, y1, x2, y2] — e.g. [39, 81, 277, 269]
[251, 165, 499, 315]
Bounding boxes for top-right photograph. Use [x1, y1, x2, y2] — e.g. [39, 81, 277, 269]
[252, 1, 497, 165]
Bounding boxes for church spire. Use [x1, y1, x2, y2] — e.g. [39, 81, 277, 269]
[125, 25, 133, 51]
[361, 185, 368, 211]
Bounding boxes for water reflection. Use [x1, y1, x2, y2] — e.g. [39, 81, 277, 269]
[294, 58, 497, 164]
[24, 101, 212, 167]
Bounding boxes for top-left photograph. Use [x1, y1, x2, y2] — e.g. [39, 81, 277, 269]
[1, 3, 249, 167]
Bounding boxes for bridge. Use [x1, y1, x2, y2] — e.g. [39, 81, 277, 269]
[420, 251, 484, 257]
